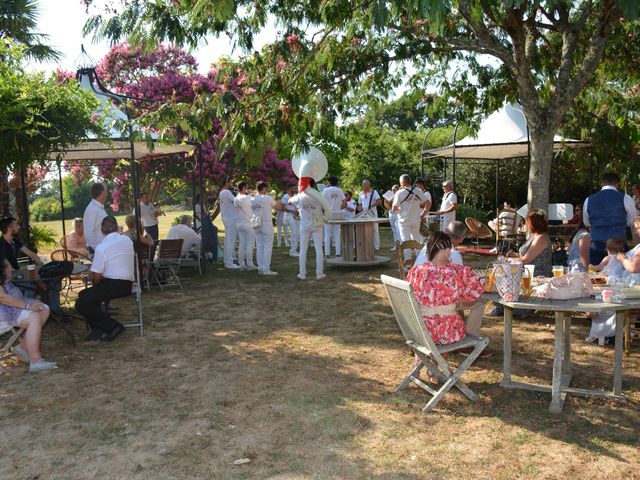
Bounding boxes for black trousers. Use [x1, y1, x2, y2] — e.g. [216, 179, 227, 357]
[75, 278, 133, 332]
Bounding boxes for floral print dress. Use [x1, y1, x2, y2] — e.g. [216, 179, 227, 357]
[406, 263, 485, 345]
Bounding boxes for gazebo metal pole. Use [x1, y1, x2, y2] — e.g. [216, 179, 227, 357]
[495, 161, 499, 213]
[192, 154, 197, 232]
[125, 108, 142, 240]
[452, 124, 459, 189]
[420, 126, 438, 179]
[58, 161, 67, 239]
[198, 146, 206, 274]
[18, 164, 31, 248]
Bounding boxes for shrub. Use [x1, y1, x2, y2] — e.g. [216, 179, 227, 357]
[457, 203, 491, 225]
[31, 197, 62, 221]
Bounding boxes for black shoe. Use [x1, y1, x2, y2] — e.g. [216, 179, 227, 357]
[100, 323, 125, 342]
[84, 328, 104, 342]
[604, 336, 615, 346]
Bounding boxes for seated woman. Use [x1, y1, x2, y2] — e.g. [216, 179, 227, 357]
[567, 219, 590, 273]
[124, 215, 154, 247]
[490, 210, 553, 316]
[406, 232, 485, 346]
[0, 258, 56, 372]
[64, 217, 90, 257]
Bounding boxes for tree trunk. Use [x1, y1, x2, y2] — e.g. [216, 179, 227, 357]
[527, 128, 556, 211]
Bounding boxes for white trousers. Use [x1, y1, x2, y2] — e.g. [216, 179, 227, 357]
[285, 216, 300, 255]
[222, 217, 238, 267]
[300, 225, 323, 277]
[276, 213, 289, 246]
[255, 223, 275, 272]
[389, 218, 400, 246]
[398, 222, 422, 260]
[323, 223, 341, 256]
[236, 222, 256, 268]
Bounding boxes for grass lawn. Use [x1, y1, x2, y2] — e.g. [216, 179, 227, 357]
[1, 226, 639, 479]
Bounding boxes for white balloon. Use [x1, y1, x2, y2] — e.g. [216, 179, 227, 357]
[292, 146, 328, 182]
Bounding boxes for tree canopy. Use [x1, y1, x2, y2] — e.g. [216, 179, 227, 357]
[82, 0, 639, 208]
[0, 0, 61, 61]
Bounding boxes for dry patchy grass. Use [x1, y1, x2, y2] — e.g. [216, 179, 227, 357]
[1, 227, 639, 480]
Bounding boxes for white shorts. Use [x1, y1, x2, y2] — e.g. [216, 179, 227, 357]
[16, 309, 30, 325]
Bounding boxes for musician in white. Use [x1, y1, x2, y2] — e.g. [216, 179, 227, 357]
[436, 180, 458, 232]
[233, 181, 256, 270]
[219, 177, 240, 269]
[357, 179, 382, 250]
[253, 182, 280, 275]
[392, 174, 429, 260]
[279, 184, 300, 257]
[343, 191, 357, 219]
[322, 176, 346, 257]
[388, 184, 400, 251]
[289, 179, 326, 280]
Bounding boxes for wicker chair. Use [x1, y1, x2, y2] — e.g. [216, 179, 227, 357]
[465, 217, 493, 249]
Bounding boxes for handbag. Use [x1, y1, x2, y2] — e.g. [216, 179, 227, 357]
[493, 263, 522, 302]
[250, 198, 263, 228]
[38, 260, 73, 279]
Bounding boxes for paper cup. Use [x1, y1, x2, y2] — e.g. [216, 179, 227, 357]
[602, 289, 613, 302]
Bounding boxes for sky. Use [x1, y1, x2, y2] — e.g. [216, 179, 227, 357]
[29, 0, 276, 74]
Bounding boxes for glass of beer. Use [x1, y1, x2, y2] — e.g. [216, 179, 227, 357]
[521, 266, 532, 296]
[484, 264, 495, 292]
[552, 266, 564, 278]
[27, 264, 36, 280]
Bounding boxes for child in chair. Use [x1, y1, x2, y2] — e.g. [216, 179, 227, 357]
[589, 237, 625, 278]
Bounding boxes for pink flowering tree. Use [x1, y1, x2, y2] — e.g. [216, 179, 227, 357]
[65, 44, 294, 211]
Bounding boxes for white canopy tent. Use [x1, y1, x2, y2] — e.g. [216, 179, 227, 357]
[425, 103, 589, 160]
[421, 103, 590, 211]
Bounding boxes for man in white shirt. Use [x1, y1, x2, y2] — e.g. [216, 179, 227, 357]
[83, 182, 108, 252]
[75, 216, 134, 342]
[415, 220, 466, 267]
[233, 181, 257, 269]
[219, 177, 240, 269]
[139, 191, 162, 242]
[392, 174, 429, 260]
[322, 176, 346, 257]
[280, 184, 300, 257]
[436, 180, 458, 232]
[357, 179, 381, 250]
[167, 215, 201, 257]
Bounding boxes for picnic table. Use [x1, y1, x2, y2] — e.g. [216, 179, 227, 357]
[326, 217, 390, 266]
[485, 290, 638, 413]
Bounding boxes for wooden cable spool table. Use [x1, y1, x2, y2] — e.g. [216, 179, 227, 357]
[325, 217, 391, 267]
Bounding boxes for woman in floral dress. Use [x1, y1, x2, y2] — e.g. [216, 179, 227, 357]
[406, 232, 485, 345]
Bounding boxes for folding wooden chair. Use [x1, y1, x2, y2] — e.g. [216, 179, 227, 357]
[150, 239, 183, 290]
[381, 274, 489, 413]
[395, 240, 424, 280]
[0, 320, 25, 371]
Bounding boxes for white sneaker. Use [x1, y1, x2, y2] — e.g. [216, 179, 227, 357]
[225, 264, 241, 270]
[290, 252, 299, 257]
[297, 274, 307, 280]
[12, 345, 30, 363]
[390, 247, 396, 252]
[585, 336, 597, 343]
[246, 265, 258, 271]
[29, 359, 58, 373]
[262, 270, 278, 276]
[316, 274, 326, 280]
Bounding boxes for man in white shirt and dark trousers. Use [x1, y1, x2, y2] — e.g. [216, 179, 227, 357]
[322, 176, 346, 257]
[357, 179, 382, 250]
[219, 177, 240, 269]
[83, 182, 108, 253]
[139, 191, 162, 241]
[75, 216, 134, 342]
[392, 174, 429, 260]
[167, 215, 201, 257]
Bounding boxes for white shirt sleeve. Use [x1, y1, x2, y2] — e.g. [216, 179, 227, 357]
[624, 194, 636, 226]
[582, 198, 590, 226]
[91, 247, 105, 274]
[450, 193, 458, 204]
